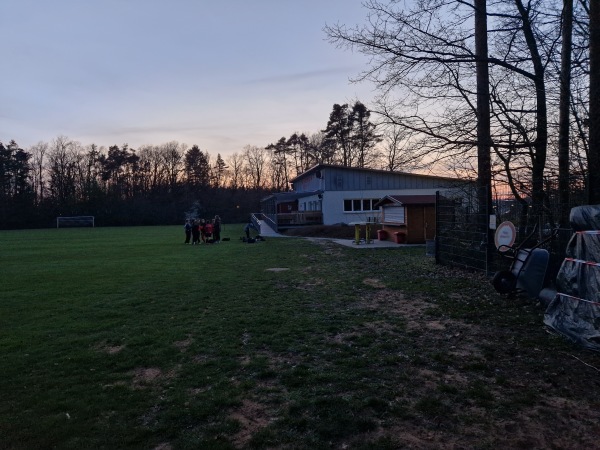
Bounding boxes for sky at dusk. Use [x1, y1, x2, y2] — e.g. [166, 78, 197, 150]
[2, 0, 377, 155]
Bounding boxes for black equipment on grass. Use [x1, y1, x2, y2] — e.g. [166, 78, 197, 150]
[492, 225, 557, 298]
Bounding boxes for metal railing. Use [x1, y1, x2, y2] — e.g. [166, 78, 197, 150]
[276, 212, 323, 227]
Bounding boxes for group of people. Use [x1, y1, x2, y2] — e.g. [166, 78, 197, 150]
[184, 215, 222, 244]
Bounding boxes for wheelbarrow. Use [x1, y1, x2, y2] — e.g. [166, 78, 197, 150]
[492, 225, 557, 298]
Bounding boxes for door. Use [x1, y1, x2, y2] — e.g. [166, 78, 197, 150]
[406, 206, 425, 244]
[406, 205, 436, 243]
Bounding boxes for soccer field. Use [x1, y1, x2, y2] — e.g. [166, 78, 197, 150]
[0, 225, 321, 448]
[2, 226, 600, 449]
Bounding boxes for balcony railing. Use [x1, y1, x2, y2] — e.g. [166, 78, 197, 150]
[276, 211, 323, 227]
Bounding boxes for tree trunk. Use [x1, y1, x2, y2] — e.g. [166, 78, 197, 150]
[515, 0, 548, 225]
[475, 0, 493, 262]
[589, 0, 600, 203]
[558, 0, 573, 225]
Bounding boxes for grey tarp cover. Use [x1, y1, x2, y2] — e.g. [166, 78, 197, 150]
[544, 205, 600, 352]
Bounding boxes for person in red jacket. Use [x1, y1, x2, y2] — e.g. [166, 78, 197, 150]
[203, 219, 213, 243]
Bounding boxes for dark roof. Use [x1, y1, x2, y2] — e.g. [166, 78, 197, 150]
[261, 190, 323, 203]
[291, 163, 466, 184]
[374, 194, 437, 208]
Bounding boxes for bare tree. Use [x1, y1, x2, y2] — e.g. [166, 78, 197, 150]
[243, 145, 267, 189]
[558, 0, 574, 224]
[475, 0, 492, 238]
[326, 0, 560, 222]
[589, 0, 600, 201]
[73, 142, 102, 202]
[47, 136, 78, 206]
[138, 145, 166, 191]
[380, 125, 422, 171]
[161, 141, 185, 190]
[29, 141, 48, 203]
[266, 137, 291, 190]
[225, 152, 245, 190]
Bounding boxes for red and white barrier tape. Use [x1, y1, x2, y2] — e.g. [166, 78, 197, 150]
[554, 292, 600, 306]
[564, 257, 600, 267]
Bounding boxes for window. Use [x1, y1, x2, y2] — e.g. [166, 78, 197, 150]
[383, 206, 406, 224]
[344, 198, 381, 212]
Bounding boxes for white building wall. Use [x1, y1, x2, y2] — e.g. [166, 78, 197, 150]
[294, 173, 324, 192]
[322, 188, 448, 225]
[297, 195, 322, 212]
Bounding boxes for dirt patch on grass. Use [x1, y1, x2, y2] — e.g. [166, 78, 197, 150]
[229, 399, 274, 448]
[131, 366, 179, 389]
[173, 336, 193, 351]
[305, 238, 346, 256]
[132, 367, 163, 385]
[152, 443, 172, 450]
[363, 277, 386, 289]
[95, 342, 125, 354]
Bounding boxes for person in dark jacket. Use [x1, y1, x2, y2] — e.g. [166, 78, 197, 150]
[200, 219, 207, 243]
[244, 220, 257, 239]
[191, 219, 201, 245]
[213, 215, 222, 243]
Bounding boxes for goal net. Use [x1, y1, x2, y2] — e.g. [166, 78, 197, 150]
[56, 216, 95, 228]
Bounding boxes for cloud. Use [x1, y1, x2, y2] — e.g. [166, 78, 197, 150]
[244, 66, 361, 85]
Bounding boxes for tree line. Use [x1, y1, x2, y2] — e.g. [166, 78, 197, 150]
[12, 0, 592, 231]
[1, 102, 387, 229]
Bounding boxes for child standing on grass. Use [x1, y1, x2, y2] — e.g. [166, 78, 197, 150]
[200, 219, 206, 243]
[213, 215, 222, 243]
[204, 219, 213, 243]
[191, 219, 200, 245]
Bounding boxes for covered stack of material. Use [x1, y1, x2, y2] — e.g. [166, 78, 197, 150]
[544, 205, 600, 352]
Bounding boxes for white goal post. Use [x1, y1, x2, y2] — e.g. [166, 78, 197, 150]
[56, 216, 95, 228]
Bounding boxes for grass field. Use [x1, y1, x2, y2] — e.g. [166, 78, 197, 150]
[2, 225, 600, 449]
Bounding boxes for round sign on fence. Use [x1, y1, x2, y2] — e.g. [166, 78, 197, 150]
[494, 221, 516, 251]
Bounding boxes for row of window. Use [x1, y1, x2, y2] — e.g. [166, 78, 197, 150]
[343, 198, 381, 212]
[300, 201, 321, 211]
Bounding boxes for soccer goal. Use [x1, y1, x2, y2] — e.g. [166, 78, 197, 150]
[56, 216, 95, 228]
